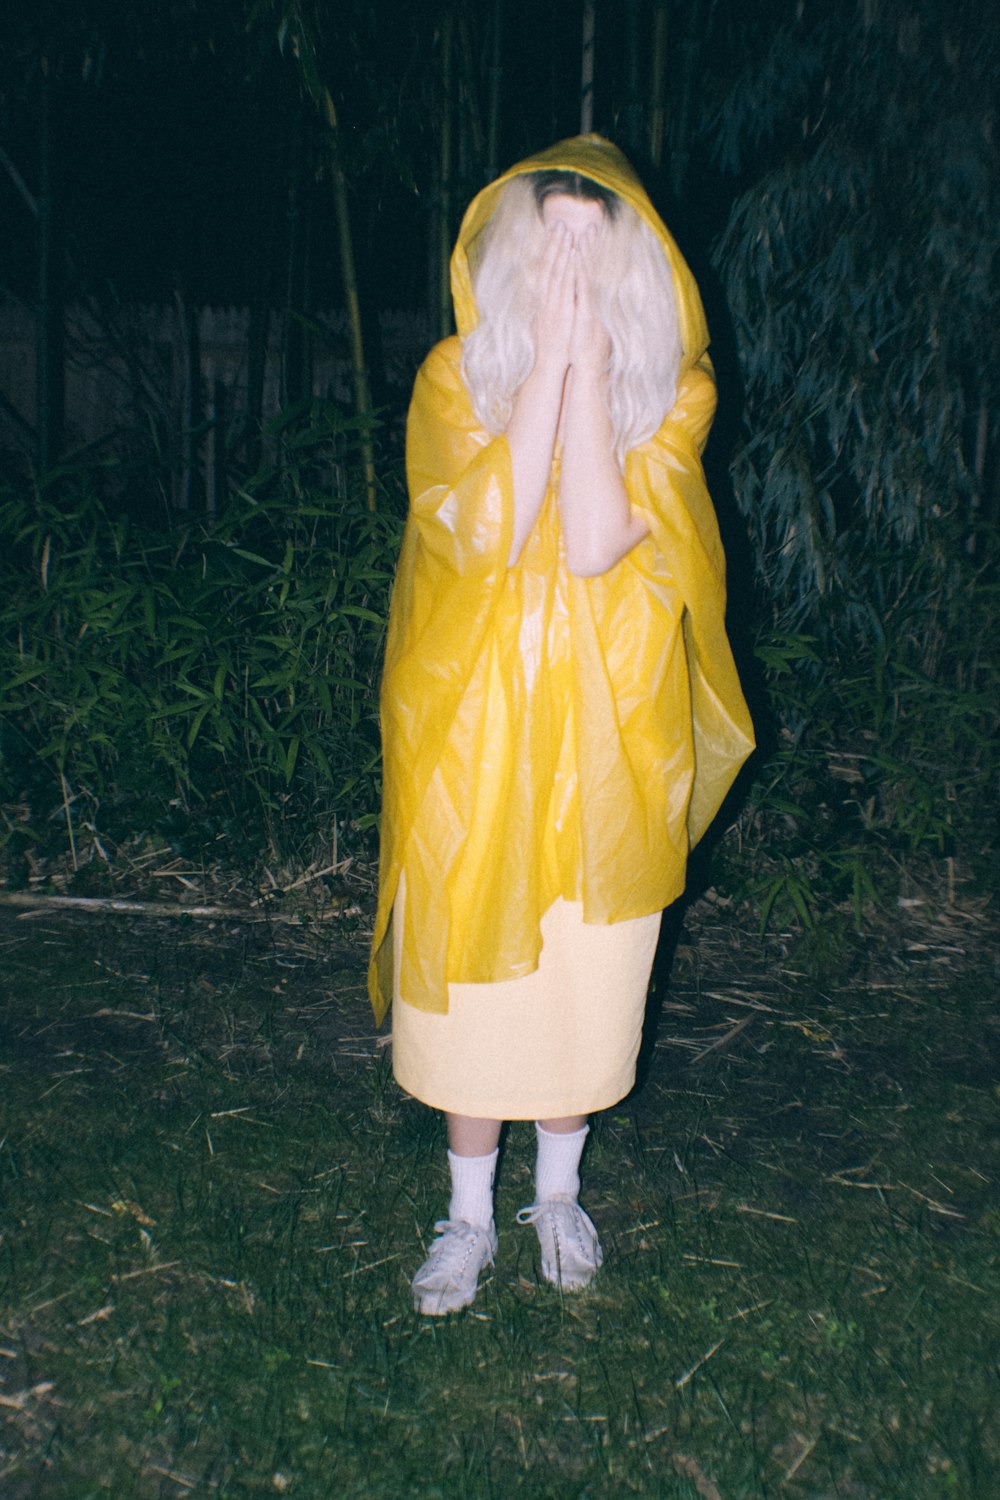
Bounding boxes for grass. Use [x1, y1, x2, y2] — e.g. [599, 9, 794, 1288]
[0, 898, 996, 1498]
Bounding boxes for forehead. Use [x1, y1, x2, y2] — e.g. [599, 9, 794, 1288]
[540, 194, 606, 231]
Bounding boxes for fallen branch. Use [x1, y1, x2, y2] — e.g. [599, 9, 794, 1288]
[692, 1014, 755, 1060]
[0, 891, 324, 925]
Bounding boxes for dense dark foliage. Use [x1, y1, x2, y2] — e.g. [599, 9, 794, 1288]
[0, 409, 402, 878]
[699, 0, 999, 914]
[1, 0, 996, 919]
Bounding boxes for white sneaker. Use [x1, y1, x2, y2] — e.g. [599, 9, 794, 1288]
[516, 1195, 603, 1290]
[411, 1219, 498, 1315]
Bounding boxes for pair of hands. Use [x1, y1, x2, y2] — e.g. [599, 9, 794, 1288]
[533, 221, 611, 380]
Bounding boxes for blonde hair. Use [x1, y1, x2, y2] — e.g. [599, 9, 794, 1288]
[462, 174, 682, 465]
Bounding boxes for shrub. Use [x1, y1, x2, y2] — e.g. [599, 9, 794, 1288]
[703, 0, 1000, 915]
[0, 403, 404, 877]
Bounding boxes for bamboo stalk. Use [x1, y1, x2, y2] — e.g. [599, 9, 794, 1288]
[438, 12, 455, 342]
[485, 0, 503, 183]
[172, 286, 195, 512]
[580, 0, 595, 134]
[300, 174, 315, 400]
[456, 13, 485, 179]
[282, 107, 304, 407]
[649, 1, 668, 171]
[670, 0, 706, 199]
[273, 5, 377, 510]
[321, 87, 377, 511]
[59, 774, 78, 872]
[37, 57, 64, 471]
[0, 143, 37, 216]
[623, 0, 642, 154]
[245, 300, 268, 473]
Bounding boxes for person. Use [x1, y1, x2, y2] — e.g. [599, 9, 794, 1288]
[367, 135, 754, 1315]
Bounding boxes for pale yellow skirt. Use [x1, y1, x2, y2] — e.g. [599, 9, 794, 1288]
[391, 874, 661, 1119]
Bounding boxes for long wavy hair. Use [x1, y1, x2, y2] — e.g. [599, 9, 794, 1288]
[461, 171, 682, 466]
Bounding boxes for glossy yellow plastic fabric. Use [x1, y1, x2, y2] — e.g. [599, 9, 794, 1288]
[368, 135, 754, 1023]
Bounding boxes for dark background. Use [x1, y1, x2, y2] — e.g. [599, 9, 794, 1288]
[1, 0, 743, 313]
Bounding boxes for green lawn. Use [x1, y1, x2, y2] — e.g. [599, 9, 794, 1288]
[1, 901, 996, 1498]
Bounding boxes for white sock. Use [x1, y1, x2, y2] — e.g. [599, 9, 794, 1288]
[447, 1148, 498, 1228]
[534, 1122, 589, 1202]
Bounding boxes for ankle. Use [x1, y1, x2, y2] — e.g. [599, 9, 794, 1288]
[534, 1121, 589, 1202]
[447, 1147, 498, 1229]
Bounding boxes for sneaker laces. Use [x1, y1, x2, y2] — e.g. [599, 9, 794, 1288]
[411, 1218, 497, 1315]
[516, 1195, 603, 1289]
[418, 1218, 496, 1277]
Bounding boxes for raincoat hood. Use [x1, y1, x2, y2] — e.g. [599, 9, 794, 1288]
[451, 133, 709, 371]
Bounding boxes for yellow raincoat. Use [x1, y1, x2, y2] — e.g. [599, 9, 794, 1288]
[368, 135, 754, 1024]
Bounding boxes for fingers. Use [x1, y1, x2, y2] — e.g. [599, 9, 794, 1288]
[535, 220, 606, 371]
[572, 250, 590, 311]
[576, 222, 599, 261]
[569, 238, 610, 370]
[540, 222, 574, 306]
[570, 228, 597, 320]
[533, 222, 577, 367]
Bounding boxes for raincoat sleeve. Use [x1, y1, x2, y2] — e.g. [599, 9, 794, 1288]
[624, 355, 755, 845]
[383, 337, 513, 797]
[368, 337, 514, 1022]
[404, 338, 514, 583]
